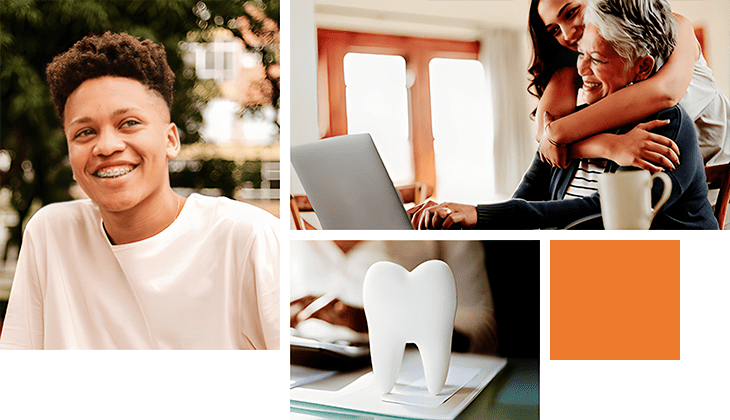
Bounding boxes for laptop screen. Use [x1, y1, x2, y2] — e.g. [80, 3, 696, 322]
[291, 133, 415, 230]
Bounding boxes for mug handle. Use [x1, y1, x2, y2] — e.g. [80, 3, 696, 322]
[650, 172, 672, 220]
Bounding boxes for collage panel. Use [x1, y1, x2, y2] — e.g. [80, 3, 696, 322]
[0, 0, 286, 416]
[290, 240, 539, 419]
[1, 0, 729, 418]
[542, 236, 730, 419]
[290, 0, 729, 231]
[550, 240, 680, 361]
[0, 1, 281, 349]
[288, 0, 730, 419]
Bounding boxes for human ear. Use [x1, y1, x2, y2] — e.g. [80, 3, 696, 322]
[166, 123, 181, 159]
[632, 56, 655, 83]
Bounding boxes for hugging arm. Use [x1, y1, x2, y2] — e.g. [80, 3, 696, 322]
[475, 107, 706, 230]
[544, 14, 697, 145]
[535, 67, 580, 143]
[569, 120, 680, 172]
[537, 14, 696, 167]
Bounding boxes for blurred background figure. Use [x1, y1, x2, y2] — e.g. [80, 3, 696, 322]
[291, 240, 503, 356]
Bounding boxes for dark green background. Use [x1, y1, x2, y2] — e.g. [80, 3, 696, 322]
[0, 0, 730, 420]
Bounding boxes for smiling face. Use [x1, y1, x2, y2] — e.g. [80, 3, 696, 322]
[538, 0, 585, 51]
[64, 76, 179, 215]
[576, 24, 642, 104]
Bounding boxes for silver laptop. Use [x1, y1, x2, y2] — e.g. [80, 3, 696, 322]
[291, 133, 415, 230]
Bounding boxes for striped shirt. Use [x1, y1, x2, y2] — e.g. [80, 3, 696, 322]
[564, 159, 608, 199]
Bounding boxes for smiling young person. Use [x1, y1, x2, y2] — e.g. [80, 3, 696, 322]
[0, 32, 280, 349]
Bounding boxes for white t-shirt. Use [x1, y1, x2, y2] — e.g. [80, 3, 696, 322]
[680, 52, 730, 165]
[0, 194, 279, 350]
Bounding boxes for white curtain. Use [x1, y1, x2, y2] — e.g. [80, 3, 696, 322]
[479, 29, 536, 199]
[290, 0, 318, 197]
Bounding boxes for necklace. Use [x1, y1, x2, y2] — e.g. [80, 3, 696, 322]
[171, 194, 185, 225]
[105, 195, 186, 245]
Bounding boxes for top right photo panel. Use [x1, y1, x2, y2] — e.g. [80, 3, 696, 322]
[290, 0, 730, 231]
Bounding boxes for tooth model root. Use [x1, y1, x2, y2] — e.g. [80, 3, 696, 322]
[368, 333, 406, 395]
[417, 337, 452, 395]
[363, 260, 457, 396]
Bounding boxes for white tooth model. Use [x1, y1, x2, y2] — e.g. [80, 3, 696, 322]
[363, 260, 457, 396]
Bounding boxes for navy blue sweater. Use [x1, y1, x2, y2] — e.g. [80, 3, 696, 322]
[475, 105, 718, 230]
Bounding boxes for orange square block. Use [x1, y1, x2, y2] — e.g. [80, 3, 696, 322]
[550, 240, 680, 360]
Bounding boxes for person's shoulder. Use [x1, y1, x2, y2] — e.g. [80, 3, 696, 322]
[22, 199, 99, 242]
[645, 105, 691, 136]
[651, 105, 700, 157]
[26, 199, 98, 228]
[654, 104, 691, 124]
[187, 193, 278, 230]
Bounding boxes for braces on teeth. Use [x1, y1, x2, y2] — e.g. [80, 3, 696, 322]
[96, 167, 132, 178]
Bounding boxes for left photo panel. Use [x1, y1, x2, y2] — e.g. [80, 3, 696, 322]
[0, 0, 281, 350]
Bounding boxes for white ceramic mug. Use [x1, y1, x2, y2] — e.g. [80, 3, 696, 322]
[598, 170, 672, 230]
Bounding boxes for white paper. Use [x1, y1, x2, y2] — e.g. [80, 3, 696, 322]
[291, 351, 508, 420]
[290, 365, 337, 389]
[381, 365, 481, 408]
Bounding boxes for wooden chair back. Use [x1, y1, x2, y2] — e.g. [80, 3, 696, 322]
[705, 163, 730, 229]
[290, 183, 434, 230]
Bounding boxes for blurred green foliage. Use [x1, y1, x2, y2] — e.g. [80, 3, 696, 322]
[0, 0, 280, 261]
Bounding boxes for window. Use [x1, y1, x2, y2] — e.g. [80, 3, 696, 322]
[191, 39, 243, 82]
[318, 29, 486, 198]
[343, 53, 412, 184]
[429, 58, 493, 202]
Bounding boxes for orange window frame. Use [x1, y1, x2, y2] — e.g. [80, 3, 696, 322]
[317, 28, 480, 188]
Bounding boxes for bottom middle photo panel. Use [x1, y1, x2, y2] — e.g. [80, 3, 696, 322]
[290, 240, 539, 420]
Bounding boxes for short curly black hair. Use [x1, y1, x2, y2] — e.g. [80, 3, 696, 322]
[46, 31, 175, 121]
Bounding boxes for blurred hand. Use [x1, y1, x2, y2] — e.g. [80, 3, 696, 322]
[408, 200, 478, 230]
[606, 119, 680, 172]
[290, 295, 367, 333]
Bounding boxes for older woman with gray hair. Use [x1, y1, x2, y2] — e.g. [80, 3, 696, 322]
[410, 0, 717, 230]
[577, 0, 675, 105]
[584, 0, 676, 75]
